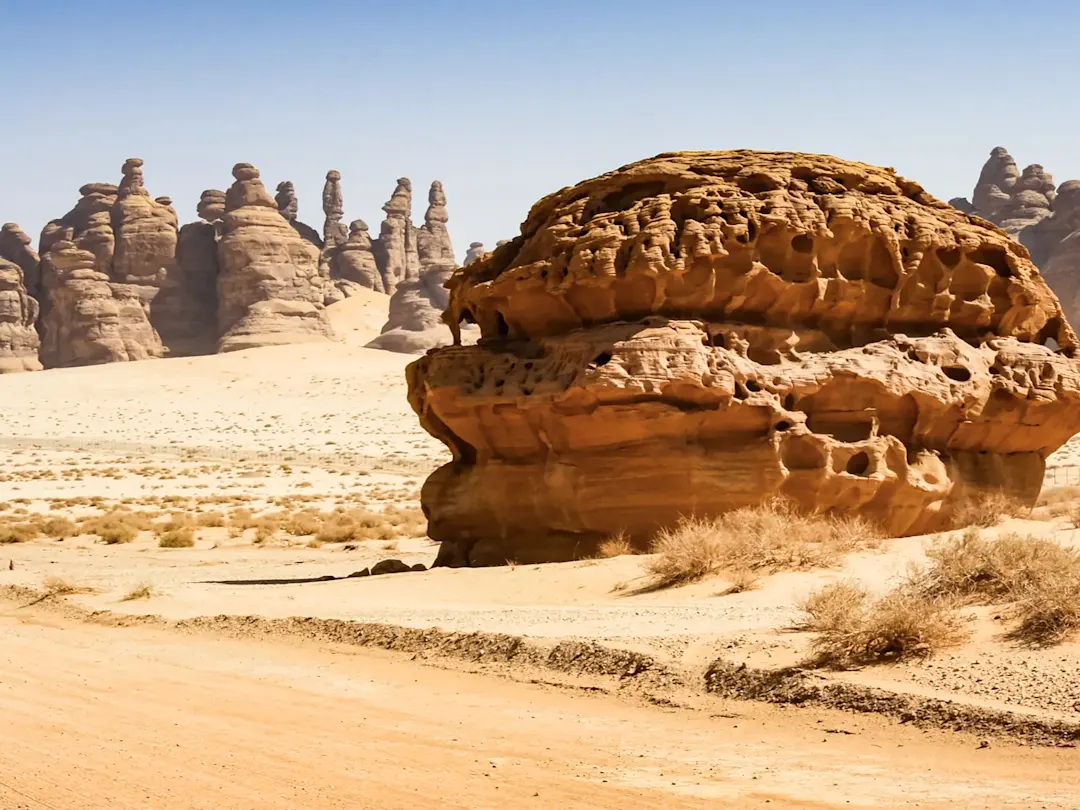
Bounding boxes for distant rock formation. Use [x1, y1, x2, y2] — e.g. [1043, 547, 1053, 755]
[0, 224, 41, 372]
[321, 171, 348, 250]
[368, 181, 473, 353]
[275, 180, 323, 249]
[329, 219, 384, 294]
[463, 242, 486, 266]
[216, 162, 336, 352]
[0, 223, 41, 300]
[373, 178, 415, 295]
[37, 169, 164, 368]
[953, 147, 1080, 328]
[172, 189, 225, 356]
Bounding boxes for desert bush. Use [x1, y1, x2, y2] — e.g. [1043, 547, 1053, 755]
[159, 528, 195, 548]
[918, 529, 1080, 604]
[1008, 575, 1080, 646]
[41, 517, 78, 539]
[947, 490, 1025, 530]
[284, 510, 323, 537]
[0, 521, 40, 543]
[800, 581, 967, 666]
[121, 582, 156, 601]
[42, 576, 92, 596]
[196, 511, 226, 528]
[597, 532, 634, 558]
[644, 500, 882, 589]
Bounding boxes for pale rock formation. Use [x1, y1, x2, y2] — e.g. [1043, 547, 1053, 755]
[0, 223, 41, 299]
[321, 170, 348, 249]
[463, 241, 486, 266]
[1025, 180, 1080, 268]
[216, 162, 336, 352]
[971, 146, 1020, 220]
[275, 180, 323, 248]
[172, 189, 226, 356]
[1044, 231, 1080, 332]
[0, 227, 41, 372]
[368, 181, 474, 353]
[197, 189, 226, 222]
[37, 173, 164, 368]
[408, 150, 1080, 566]
[373, 178, 414, 295]
[329, 219, 384, 293]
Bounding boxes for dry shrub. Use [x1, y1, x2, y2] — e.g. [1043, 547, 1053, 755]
[79, 511, 152, 545]
[597, 532, 634, 558]
[948, 490, 1025, 530]
[284, 510, 323, 537]
[1009, 575, 1080, 646]
[41, 516, 77, 539]
[645, 500, 881, 589]
[721, 568, 760, 595]
[800, 581, 967, 666]
[159, 528, 195, 548]
[196, 511, 226, 528]
[121, 582, 156, 601]
[0, 521, 41, 544]
[160, 512, 194, 533]
[42, 576, 93, 597]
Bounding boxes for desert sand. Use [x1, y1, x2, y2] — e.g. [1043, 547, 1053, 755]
[4, 293, 1080, 808]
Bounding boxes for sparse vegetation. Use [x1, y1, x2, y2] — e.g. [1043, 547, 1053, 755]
[80, 510, 154, 544]
[645, 500, 881, 589]
[0, 521, 41, 544]
[159, 528, 196, 548]
[42, 576, 93, 597]
[597, 532, 634, 558]
[41, 516, 78, 539]
[799, 581, 967, 666]
[947, 490, 1025, 530]
[121, 582, 157, 601]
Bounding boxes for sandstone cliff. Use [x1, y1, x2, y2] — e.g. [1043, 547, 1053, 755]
[171, 189, 225, 357]
[329, 220, 385, 294]
[216, 163, 336, 352]
[409, 150, 1080, 566]
[0, 223, 41, 300]
[372, 178, 415, 295]
[0, 226, 41, 372]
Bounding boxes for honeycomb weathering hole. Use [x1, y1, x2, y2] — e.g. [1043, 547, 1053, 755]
[846, 452, 870, 476]
[942, 366, 972, 382]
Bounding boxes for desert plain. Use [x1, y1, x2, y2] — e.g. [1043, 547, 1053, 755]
[5, 291, 1080, 809]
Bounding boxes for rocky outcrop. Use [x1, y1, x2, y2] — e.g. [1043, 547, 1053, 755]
[321, 171, 348, 250]
[329, 220, 384, 293]
[171, 189, 225, 356]
[275, 181, 323, 249]
[463, 242, 486, 266]
[373, 178, 415, 295]
[0, 225, 41, 372]
[1025, 180, 1080, 268]
[368, 181, 476, 353]
[216, 162, 336, 352]
[408, 150, 1080, 566]
[1043, 232, 1080, 334]
[0, 223, 41, 299]
[37, 170, 165, 368]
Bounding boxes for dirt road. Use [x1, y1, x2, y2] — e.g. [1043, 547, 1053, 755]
[2, 605, 1078, 809]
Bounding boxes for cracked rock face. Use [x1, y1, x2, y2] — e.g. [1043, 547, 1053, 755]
[0, 225, 41, 372]
[407, 150, 1080, 567]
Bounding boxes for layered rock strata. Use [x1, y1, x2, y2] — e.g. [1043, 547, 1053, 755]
[275, 181, 323, 248]
[216, 163, 336, 352]
[0, 225, 41, 371]
[0, 223, 41, 300]
[171, 189, 226, 356]
[407, 150, 1080, 566]
[37, 173, 164, 367]
[329, 220, 384, 293]
[373, 178, 416, 295]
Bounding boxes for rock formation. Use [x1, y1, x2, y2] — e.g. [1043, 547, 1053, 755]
[171, 189, 226, 356]
[369, 181, 477, 353]
[216, 162, 336, 352]
[0, 225, 41, 372]
[321, 171, 348, 250]
[37, 170, 165, 367]
[373, 178, 416, 295]
[407, 150, 1080, 566]
[275, 181, 323, 248]
[1044, 232, 1080, 334]
[463, 242, 486, 266]
[0, 223, 41, 299]
[329, 220, 384, 293]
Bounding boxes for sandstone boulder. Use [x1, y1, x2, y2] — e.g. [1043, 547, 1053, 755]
[408, 150, 1080, 567]
[0, 242, 41, 372]
[38, 175, 164, 368]
[329, 219, 385, 293]
[463, 241, 486, 266]
[216, 162, 337, 352]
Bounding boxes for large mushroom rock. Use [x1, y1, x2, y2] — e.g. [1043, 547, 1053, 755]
[368, 182, 476, 353]
[971, 146, 1020, 221]
[216, 162, 337, 352]
[0, 223, 41, 300]
[171, 189, 226, 357]
[0, 245, 41, 372]
[275, 180, 324, 249]
[407, 149, 1080, 567]
[329, 219, 385, 293]
[37, 178, 164, 368]
[372, 177, 415, 295]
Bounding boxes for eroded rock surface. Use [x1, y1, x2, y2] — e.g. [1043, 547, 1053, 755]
[37, 171, 164, 368]
[0, 225, 41, 372]
[216, 163, 336, 352]
[0, 223, 41, 299]
[171, 190, 225, 356]
[408, 150, 1080, 566]
[330, 219, 385, 294]
[373, 178, 416, 295]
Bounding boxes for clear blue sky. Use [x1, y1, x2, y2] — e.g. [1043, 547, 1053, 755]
[3, 0, 1078, 261]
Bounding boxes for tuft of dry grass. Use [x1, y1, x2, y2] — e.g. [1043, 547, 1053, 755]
[720, 568, 760, 595]
[597, 532, 634, 558]
[947, 490, 1026, 530]
[41, 516, 77, 539]
[159, 528, 196, 548]
[645, 500, 881, 589]
[80, 510, 154, 545]
[42, 576, 93, 597]
[121, 582, 156, 601]
[799, 581, 967, 667]
[0, 521, 41, 544]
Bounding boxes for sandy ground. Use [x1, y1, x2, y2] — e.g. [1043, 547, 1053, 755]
[4, 293, 1080, 805]
[4, 601, 1080, 810]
